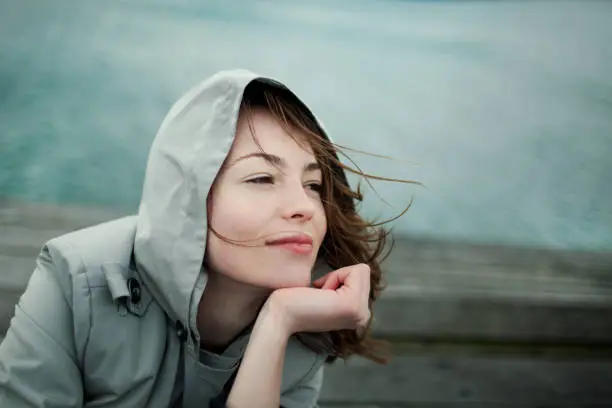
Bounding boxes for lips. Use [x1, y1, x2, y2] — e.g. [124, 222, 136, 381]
[266, 234, 313, 246]
[266, 233, 314, 255]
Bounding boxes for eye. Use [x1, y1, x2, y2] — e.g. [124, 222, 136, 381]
[246, 175, 274, 185]
[306, 182, 323, 193]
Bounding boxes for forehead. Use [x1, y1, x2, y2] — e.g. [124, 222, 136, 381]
[228, 108, 315, 160]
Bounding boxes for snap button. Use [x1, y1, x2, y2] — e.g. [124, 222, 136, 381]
[127, 278, 141, 304]
[175, 321, 188, 343]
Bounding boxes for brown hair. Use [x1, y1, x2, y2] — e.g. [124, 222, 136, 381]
[218, 79, 417, 364]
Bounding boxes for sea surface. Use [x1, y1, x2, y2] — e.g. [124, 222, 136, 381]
[1, 0, 611, 250]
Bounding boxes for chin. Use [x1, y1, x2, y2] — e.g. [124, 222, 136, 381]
[265, 265, 313, 289]
[274, 278, 312, 289]
[217, 258, 315, 290]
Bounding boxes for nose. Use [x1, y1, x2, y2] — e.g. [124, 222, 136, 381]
[280, 182, 317, 222]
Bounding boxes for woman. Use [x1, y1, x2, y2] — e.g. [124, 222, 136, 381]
[0, 69, 410, 407]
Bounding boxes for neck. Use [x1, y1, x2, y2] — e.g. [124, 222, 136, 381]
[197, 270, 270, 353]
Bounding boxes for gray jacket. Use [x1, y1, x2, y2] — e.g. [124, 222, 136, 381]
[0, 70, 329, 407]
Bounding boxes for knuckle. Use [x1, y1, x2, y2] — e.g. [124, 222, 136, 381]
[359, 263, 371, 275]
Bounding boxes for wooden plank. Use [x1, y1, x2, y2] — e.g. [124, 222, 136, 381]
[319, 354, 612, 407]
[387, 236, 612, 272]
[0, 225, 78, 254]
[2, 334, 610, 408]
[372, 287, 612, 344]
[0, 290, 19, 337]
[0, 255, 36, 290]
[0, 197, 122, 231]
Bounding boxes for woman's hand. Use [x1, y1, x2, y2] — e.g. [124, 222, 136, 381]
[264, 263, 372, 336]
[227, 264, 371, 408]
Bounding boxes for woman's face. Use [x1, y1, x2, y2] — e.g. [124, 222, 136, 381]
[206, 108, 327, 289]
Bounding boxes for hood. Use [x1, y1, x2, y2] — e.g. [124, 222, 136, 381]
[133, 69, 337, 339]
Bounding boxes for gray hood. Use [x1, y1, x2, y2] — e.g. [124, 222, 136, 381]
[133, 69, 335, 341]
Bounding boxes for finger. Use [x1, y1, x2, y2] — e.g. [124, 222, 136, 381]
[312, 274, 334, 289]
[321, 273, 341, 290]
[343, 263, 371, 300]
[360, 264, 372, 296]
[311, 271, 339, 290]
[342, 263, 370, 287]
[323, 263, 370, 291]
[312, 269, 346, 291]
[312, 273, 341, 290]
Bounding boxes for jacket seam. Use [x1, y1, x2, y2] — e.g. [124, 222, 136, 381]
[62, 239, 93, 369]
[14, 302, 80, 367]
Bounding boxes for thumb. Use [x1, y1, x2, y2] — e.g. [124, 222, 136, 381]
[312, 273, 341, 290]
[320, 264, 360, 290]
[321, 273, 342, 290]
[312, 275, 326, 288]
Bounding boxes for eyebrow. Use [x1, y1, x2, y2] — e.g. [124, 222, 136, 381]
[231, 152, 320, 172]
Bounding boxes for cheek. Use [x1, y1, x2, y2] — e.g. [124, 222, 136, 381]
[209, 192, 264, 239]
[205, 234, 254, 285]
[205, 204, 257, 277]
[315, 202, 327, 240]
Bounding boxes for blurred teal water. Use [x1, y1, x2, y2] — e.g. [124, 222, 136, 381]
[1, 0, 611, 251]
